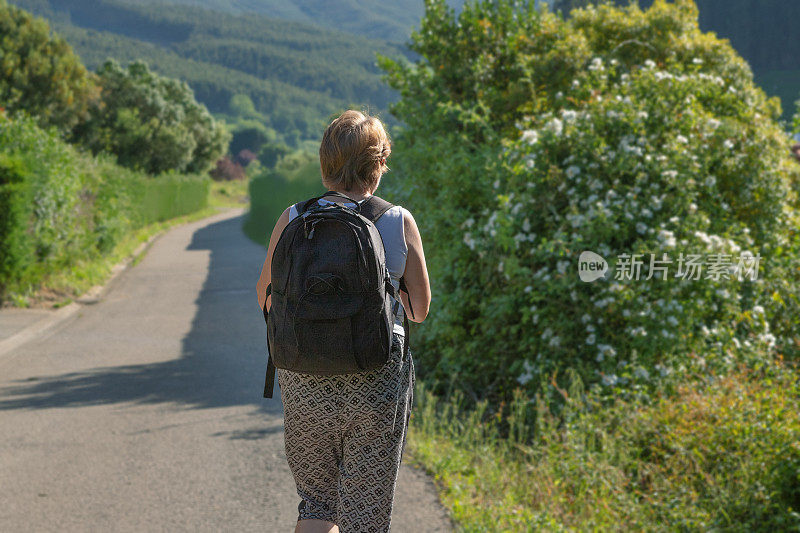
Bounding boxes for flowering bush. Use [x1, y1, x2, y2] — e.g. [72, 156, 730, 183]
[380, 0, 800, 404]
[477, 55, 796, 400]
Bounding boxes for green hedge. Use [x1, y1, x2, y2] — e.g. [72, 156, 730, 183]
[243, 151, 325, 246]
[0, 112, 210, 299]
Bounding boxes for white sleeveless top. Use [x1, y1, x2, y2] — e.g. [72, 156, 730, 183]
[287, 197, 409, 336]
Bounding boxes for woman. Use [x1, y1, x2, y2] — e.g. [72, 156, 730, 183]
[256, 109, 431, 533]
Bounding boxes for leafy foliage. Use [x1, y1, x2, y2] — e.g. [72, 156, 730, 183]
[0, 111, 211, 301]
[71, 59, 229, 174]
[0, 0, 98, 131]
[379, 0, 800, 405]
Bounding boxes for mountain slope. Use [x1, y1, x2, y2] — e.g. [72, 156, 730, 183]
[9, 0, 409, 143]
[155, 0, 466, 42]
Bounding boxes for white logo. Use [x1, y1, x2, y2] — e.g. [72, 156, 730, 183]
[578, 251, 608, 282]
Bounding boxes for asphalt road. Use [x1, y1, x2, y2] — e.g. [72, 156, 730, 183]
[0, 207, 453, 532]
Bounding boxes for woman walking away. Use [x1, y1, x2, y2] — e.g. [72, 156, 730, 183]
[256, 110, 431, 533]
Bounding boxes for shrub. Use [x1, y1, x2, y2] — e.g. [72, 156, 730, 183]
[0, 112, 210, 301]
[379, 0, 800, 406]
[0, 113, 88, 293]
[210, 156, 246, 181]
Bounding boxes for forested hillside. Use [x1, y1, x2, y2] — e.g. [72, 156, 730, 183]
[10, 0, 409, 145]
[155, 0, 466, 42]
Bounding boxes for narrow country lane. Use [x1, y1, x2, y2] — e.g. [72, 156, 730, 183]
[0, 208, 452, 532]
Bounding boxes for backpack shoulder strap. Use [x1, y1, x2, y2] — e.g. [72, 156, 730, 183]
[360, 195, 394, 223]
[297, 197, 319, 215]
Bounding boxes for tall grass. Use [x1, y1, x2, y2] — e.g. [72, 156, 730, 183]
[408, 358, 800, 531]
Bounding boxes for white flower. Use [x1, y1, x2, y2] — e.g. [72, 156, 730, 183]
[654, 363, 671, 377]
[493, 179, 500, 189]
[692, 57, 704, 65]
[658, 229, 676, 248]
[586, 333, 596, 345]
[723, 139, 735, 150]
[643, 59, 656, 69]
[676, 135, 688, 144]
[566, 165, 581, 179]
[545, 118, 564, 137]
[636, 222, 648, 234]
[752, 305, 765, 315]
[462, 218, 474, 228]
[704, 175, 716, 188]
[588, 57, 604, 71]
[520, 129, 539, 145]
[517, 359, 535, 385]
[707, 118, 721, 130]
[694, 230, 712, 245]
[662, 170, 678, 180]
[463, 232, 476, 250]
[633, 367, 650, 380]
[524, 285, 533, 293]
[601, 373, 619, 386]
[561, 109, 578, 123]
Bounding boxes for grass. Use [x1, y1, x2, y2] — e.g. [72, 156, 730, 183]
[208, 176, 250, 209]
[2, 177, 250, 309]
[406, 358, 800, 532]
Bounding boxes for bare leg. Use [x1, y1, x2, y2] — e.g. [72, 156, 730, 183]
[295, 519, 339, 533]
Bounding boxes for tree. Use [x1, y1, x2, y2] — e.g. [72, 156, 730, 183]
[0, 0, 98, 131]
[72, 59, 230, 174]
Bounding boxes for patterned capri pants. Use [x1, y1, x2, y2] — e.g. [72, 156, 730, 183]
[277, 332, 416, 532]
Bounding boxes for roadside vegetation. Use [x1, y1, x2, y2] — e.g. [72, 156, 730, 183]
[0, 1, 229, 307]
[379, 1, 800, 529]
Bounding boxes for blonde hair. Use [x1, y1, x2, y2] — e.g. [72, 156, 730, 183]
[319, 110, 391, 192]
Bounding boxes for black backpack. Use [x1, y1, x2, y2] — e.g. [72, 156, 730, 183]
[261, 190, 412, 398]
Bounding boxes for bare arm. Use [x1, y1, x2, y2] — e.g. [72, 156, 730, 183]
[399, 208, 431, 323]
[256, 206, 291, 312]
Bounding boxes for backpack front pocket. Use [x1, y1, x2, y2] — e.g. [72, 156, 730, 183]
[294, 316, 360, 372]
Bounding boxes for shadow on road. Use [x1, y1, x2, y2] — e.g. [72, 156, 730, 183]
[0, 213, 284, 418]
